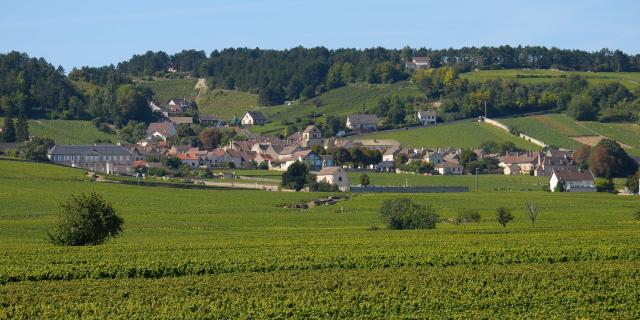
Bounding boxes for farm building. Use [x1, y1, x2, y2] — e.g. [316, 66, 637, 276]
[47, 144, 136, 175]
[241, 111, 266, 126]
[435, 162, 463, 175]
[549, 169, 596, 192]
[316, 166, 350, 192]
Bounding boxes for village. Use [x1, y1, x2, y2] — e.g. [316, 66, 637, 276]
[45, 95, 597, 193]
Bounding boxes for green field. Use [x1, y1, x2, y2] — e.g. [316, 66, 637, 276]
[349, 172, 548, 191]
[2, 159, 640, 318]
[198, 89, 260, 119]
[138, 78, 199, 105]
[500, 114, 640, 155]
[355, 121, 540, 150]
[1, 118, 117, 144]
[461, 69, 640, 90]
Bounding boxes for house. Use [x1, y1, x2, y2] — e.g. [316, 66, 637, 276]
[199, 114, 220, 126]
[534, 150, 575, 176]
[47, 144, 135, 175]
[549, 169, 596, 192]
[301, 125, 323, 148]
[167, 98, 189, 113]
[207, 149, 235, 168]
[346, 114, 378, 132]
[316, 166, 350, 192]
[499, 153, 540, 175]
[177, 153, 201, 168]
[167, 145, 192, 156]
[145, 122, 177, 141]
[417, 110, 437, 125]
[424, 151, 444, 164]
[405, 56, 431, 71]
[435, 162, 464, 175]
[382, 145, 402, 162]
[241, 111, 266, 126]
[281, 150, 323, 171]
[149, 100, 162, 112]
[168, 116, 193, 125]
[353, 139, 400, 152]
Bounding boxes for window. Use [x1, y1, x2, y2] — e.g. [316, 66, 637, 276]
[338, 176, 342, 182]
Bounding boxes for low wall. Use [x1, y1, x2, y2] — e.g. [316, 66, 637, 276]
[350, 186, 469, 193]
[480, 117, 547, 147]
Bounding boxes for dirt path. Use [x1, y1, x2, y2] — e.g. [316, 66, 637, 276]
[194, 78, 207, 102]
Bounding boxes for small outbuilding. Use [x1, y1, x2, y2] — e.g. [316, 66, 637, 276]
[316, 166, 350, 192]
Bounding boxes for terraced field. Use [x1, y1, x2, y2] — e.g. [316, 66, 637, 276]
[2, 159, 640, 318]
[461, 69, 640, 90]
[355, 121, 539, 150]
[1, 118, 117, 144]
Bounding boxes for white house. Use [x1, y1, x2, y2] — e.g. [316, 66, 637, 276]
[346, 114, 378, 132]
[405, 57, 431, 71]
[316, 166, 350, 191]
[549, 169, 596, 192]
[435, 162, 463, 175]
[241, 111, 266, 126]
[417, 110, 437, 125]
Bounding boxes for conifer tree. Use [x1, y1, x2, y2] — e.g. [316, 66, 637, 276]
[2, 115, 16, 142]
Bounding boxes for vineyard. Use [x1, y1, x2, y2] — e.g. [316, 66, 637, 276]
[1, 159, 640, 318]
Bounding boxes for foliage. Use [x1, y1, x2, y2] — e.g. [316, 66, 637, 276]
[281, 161, 314, 191]
[554, 180, 565, 192]
[496, 207, 514, 227]
[581, 139, 638, 178]
[162, 156, 181, 170]
[380, 198, 439, 230]
[18, 137, 55, 161]
[309, 181, 339, 192]
[595, 178, 615, 192]
[1, 115, 15, 142]
[359, 174, 370, 186]
[48, 192, 123, 246]
[15, 114, 29, 142]
[454, 209, 481, 225]
[625, 171, 640, 194]
[525, 201, 540, 227]
[119, 121, 147, 143]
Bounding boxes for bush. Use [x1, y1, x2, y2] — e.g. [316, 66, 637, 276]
[379, 198, 439, 230]
[148, 167, 168, 177]
[48, 192, 123, 246]
[595, 178, 615, 192]
[496, 207, 514, 227]
[454, 209, 481, 225]
[309, 181, 339, 192]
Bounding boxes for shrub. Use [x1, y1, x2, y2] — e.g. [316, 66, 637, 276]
[380, 198, 439, 230]
[455, 209, 481, 225]
[359, 174, 370, 186]
[496, 207, 514, 228]
[48, 192, 123, 246]
[595, 178, 615, 192]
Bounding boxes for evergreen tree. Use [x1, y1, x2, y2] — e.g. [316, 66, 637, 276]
[15, 114, 29, 142]
[2, 115, 16, 142]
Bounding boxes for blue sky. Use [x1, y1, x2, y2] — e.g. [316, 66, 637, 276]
[1, 0, 638, 71]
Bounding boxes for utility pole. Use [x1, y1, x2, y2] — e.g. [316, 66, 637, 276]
[475, 167, 480, 191]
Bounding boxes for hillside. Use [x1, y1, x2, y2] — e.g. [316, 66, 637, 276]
[1, 118, 117, 144]
[500, 114, 640, 155]
[137, 78, 199, 105]
[197, 89, 260, 119]
[461, 69, 640, 90]
[354, 121, 539, 150]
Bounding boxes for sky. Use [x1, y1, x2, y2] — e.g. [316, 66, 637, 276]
[1, 0, 639, 71]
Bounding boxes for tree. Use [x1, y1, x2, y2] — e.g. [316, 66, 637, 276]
[281, 161, 313, 191]
[625, 170, 640, 194]
[2, 115, 15, 142]
[162, 156, 181, 169]
[19, 137, 55, 161]
[379, 198, 439, 230]
[587, 139, 637, 178]
[459, 149, 478, 169]
[48, 192, 123, 246]
[15, 114, 29, 142]
[199, 128, 223, 149]
[566, 94, 597, 120]
[554, 180, 565, 192]
[119, 121, 147, 143]
[360, 174, 370, 186]
[595, 178, 615, 192]
[524, 201, 540, 227]
[259, 85, 286, 106]
[454, 209, 481, 225]
[496, 207, 513, 227]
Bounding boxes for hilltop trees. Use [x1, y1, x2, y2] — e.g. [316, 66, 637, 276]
[574, 139, 637, 178]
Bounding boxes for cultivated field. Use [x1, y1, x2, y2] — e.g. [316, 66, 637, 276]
[461, 69, 640, 90]
[1, 118, 117, 144]
[138, 78, 199, 104]
[1, 159, 640, 318]
[355, 121, 539, 150]
[198, 89, 260, 119]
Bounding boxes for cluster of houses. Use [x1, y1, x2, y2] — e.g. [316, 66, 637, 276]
[43, 95, 595, 192]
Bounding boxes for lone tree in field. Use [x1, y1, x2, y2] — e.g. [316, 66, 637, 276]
[48, 192, 123, 246]
[380, 198, 439, 230]
[496, 207, 514, 228]
[359, 173, 370, 187]
[525, 201, 540, 227]
[281, 161, 314, 191]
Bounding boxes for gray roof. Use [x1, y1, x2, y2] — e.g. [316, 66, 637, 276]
[347, 114, 378, 125]
[245, 111, 266, 121]
[48, 145, 132, 156]
[554, 169, 594, 181]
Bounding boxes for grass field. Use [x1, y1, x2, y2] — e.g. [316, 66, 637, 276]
[2, 159, 640, 318]
[138, 78, 199, 105]
[354, 121, 540, 150]
[198, 89, 260, 119]
[500, 114, 640, 155]
[461, 69, 640, 90]
[1, 118, 117, 144]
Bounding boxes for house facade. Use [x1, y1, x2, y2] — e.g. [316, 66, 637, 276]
[549, 169, 596, 192]
[167, 98, 189, 113]
[417, 110, 437, 125]
[301, 125, 323, 148]
[48, 144, 135, 175]
[145, 122, 177, 141]
[241, 111, 266, 126]
[316, 167, 350, 191]
[435, 162, 463, 175]
[405, 57, 431, 71]
[346, 114, 378, 132]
